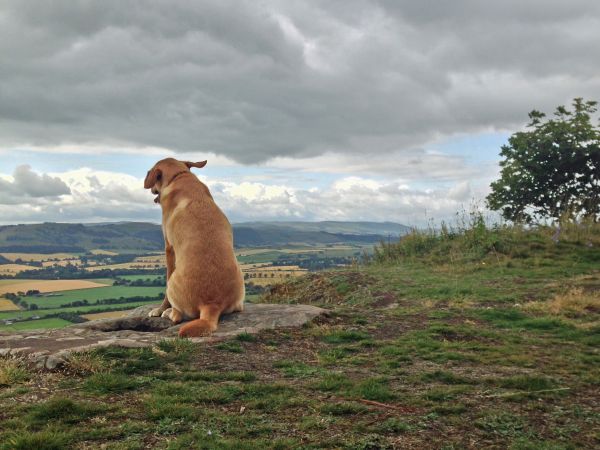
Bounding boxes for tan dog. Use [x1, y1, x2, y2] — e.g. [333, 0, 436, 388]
[143, 158, 244, 337]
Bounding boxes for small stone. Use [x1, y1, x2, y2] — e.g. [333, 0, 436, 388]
[9, 347, 31, 355]
[45, 355, 64, 370]
[0, 348, 10, 357]
[33, 355, 48, 369]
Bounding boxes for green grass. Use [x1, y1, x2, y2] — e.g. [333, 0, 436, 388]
[0, 299, 162, 324]
[1, 224, 599, 448]
[118, 274, 164, 281]
[0, 317, 73, 331]
[23, 285, 165, 309]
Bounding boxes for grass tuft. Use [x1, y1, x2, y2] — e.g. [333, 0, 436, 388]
[0, 358, 28, 386]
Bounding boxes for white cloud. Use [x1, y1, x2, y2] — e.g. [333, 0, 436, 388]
[0, 165, 70, 204]
[0, 166, 486, 226]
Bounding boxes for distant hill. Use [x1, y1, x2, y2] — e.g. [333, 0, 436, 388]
[238, 221, 410, 236]
[0, 221, 410, 253]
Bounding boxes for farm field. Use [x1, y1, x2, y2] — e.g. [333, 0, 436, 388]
[0, 299, 162, 323]
[0, 279, 110, 296]
[85, 255, 166, 272]
[21, 286, 165, 309]
[0, 264, 41, 275]
[81, 311, 129, 320]
[0, 317, 72, 331]
[118, 274, 164, 282]
[0, 298, 18, 311]
[89, 249, 119, 255]
[0, 252, 77, 262]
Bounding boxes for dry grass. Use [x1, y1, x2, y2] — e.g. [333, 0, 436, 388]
[0, 279, 110, 296]
[41, 259, 83, 267]
[89, 249, 119, 255]
[0, 357, 29, 386]
[0, 264, 41, 275]
[65, 352, 114, 375]
[0, 252, 76, 262]
[86, 255, 165, 271]
[0, 298, 19, 311]
[81, 311, 128, 320]
[86, 262, 165, 271]
[134, 255, 165, 263]
[525, 287, 600, 323]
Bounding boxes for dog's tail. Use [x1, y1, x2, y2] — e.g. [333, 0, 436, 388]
[179, 305, 221, 338]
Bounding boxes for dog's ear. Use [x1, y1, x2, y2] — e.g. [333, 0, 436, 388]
[144, 168, 162, 189]
[184, 160, 207, 169]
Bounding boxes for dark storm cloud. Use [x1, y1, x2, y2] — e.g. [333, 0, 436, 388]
[1, 0, 599, 163]
[0, 165, 70, 202]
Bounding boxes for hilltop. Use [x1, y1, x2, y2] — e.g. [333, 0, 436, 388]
[0, 219, 598, 448]
[0, 221, 409, 253]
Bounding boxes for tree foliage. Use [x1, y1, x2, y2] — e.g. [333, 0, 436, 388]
[487, 98, 600, 223]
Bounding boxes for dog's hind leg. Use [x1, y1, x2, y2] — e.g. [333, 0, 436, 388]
[161, 307, 183, 324]
[178, 305, 221, 338]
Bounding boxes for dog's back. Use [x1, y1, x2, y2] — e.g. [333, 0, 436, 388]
[160, 172, 244, 335]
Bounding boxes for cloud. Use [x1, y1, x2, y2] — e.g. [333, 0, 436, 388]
[0, 0, 598, 166]
[0, 166, 483, 226]
[0, 165, 70, 203]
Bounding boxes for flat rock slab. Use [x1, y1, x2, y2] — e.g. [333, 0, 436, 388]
[0, 303, 325, 370]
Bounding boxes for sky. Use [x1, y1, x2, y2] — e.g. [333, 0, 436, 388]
[1, 0, 599, 226]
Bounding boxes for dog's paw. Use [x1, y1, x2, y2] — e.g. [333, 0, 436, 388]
[148, 307, 163, 317]
[161, 308, 173, 319]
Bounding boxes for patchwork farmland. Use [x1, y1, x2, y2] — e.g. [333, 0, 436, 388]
[0, 243, 366, 331]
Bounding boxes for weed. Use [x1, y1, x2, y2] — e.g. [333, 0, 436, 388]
[0, 358, 28, 386]
[377, 418, 412, 433]
[495, 375, 556, 391]
[1, 430, 72, 450]
[475, 412, 529, 437]
[235, 332, 258, 342]
[156, 338, 196, 355]
[83, 372, 146, 394]
[65, 352, 112, 375]
[321, 330, 370, 344]
[352, 377, 394, 401]
[273, 360, 321, 378]
[320, 402, 368, 416]
[421, 370, 472, 385]
[26, 397, 102, 426]
[314, 372, 352, 392]
[216, 341, 244, 353]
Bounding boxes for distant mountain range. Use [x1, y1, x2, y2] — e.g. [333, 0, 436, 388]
[0, 221, 410, 253]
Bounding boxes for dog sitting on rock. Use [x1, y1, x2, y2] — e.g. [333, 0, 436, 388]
[144, 158, 244, 337]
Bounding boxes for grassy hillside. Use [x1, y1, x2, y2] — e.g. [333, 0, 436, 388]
[0, 221, 408, 253]
[0, 220, 598, 448]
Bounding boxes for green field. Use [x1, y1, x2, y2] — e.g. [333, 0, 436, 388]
[0, 299, 162, 323]
[118, 274, 164, 282]
[23, 286, 165, 309]
[237, 250, 285, 264]
[0, 317, 72, 331]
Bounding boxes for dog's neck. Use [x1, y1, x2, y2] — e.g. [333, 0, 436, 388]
[158, 171, 191, 205]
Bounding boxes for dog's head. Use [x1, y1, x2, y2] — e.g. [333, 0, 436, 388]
[144, 158, 207, 203]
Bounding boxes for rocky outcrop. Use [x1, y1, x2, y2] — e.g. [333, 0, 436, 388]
[0, 303, 325, 370]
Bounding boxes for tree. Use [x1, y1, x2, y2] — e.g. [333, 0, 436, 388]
[487, 98, 600, 223]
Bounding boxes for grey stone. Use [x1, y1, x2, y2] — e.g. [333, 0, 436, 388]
[45, 355, 64, 370]
[0, 303, 326, 370]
